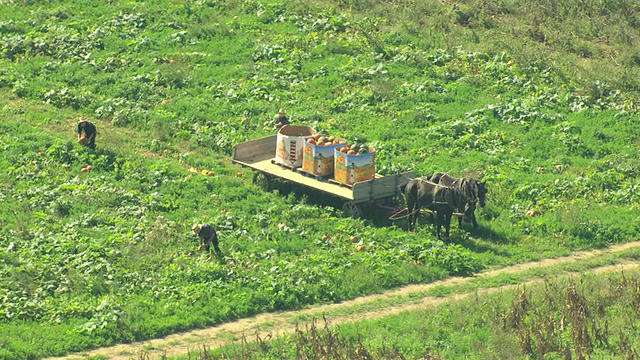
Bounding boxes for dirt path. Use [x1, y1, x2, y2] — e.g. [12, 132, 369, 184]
[49, 241, 640, 360]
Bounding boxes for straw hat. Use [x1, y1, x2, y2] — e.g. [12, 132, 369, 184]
[78, 116, 88, 123]
[278, 108, 286, 115]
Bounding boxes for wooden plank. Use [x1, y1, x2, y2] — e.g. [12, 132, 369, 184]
[421, 209, 465, 217]
[238, 158, 355, 200]
[233, 136, 353, 199]
[352, 171, 415, 202]
[232, 136, 276, 164]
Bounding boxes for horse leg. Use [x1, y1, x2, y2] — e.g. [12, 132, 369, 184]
[407, 203, 415, 232]
[435, 210, 443, 239]
[472, 212, 478, 227]
[445, 211, 452, 237]
[412, 205, 421, 232]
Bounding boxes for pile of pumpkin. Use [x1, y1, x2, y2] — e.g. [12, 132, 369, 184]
[306, 134, 370, 155]
[337, 143, 370, 155]
[305, 133, 343, 146]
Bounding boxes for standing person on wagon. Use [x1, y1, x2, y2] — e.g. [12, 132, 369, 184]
[77, 116, 97, 149]
[275, 108, 290, 129]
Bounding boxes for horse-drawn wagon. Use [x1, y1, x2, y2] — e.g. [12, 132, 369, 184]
[232, 134, 415, 219]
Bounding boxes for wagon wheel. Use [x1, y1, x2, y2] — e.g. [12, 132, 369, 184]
[342, 201, 363, 219]
[252, 172, 271, 192]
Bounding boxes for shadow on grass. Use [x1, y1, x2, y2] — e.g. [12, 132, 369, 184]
[466, 224, 512, 244]
[269, 179, 404, 227]
[267, 180, 512, 254]
[450, 231, 512, 259]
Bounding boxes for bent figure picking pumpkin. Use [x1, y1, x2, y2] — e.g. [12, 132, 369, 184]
[191, 223, 221, 253]
[77, 116, 97, 149]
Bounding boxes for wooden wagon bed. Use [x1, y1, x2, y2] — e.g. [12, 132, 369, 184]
[232, 135, 415, 217]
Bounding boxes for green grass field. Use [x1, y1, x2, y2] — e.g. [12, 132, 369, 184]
[1, 0, 640, 358]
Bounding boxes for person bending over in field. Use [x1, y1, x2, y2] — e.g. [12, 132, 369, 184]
[191, 223, 221, 253]
[77, 116, 97, 149]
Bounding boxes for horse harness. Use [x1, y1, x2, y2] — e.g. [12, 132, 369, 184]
[458, 178, 480, 206]
[416, 178, 465, 206]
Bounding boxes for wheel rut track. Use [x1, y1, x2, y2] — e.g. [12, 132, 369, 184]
[49, 241, 640, 360]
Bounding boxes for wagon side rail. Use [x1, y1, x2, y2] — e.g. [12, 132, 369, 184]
[232, 135, 276, 165]
[351, 171, 415, 203]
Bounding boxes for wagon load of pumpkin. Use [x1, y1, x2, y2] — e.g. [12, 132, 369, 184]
[334, 143, 376, 185]
[274, 125, 316, 168]
[301, 133, 347, 177]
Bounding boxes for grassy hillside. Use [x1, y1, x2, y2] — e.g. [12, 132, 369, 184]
[1, 0, 640, 358]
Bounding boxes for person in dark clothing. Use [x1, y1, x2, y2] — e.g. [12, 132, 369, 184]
[77, 117, 97, 149]
[191, 223, 221, 253]
[275, 108, 290, 129]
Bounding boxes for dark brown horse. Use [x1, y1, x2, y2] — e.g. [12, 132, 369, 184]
[428, 172, 487, 228]
[401, 178, 470, 238]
